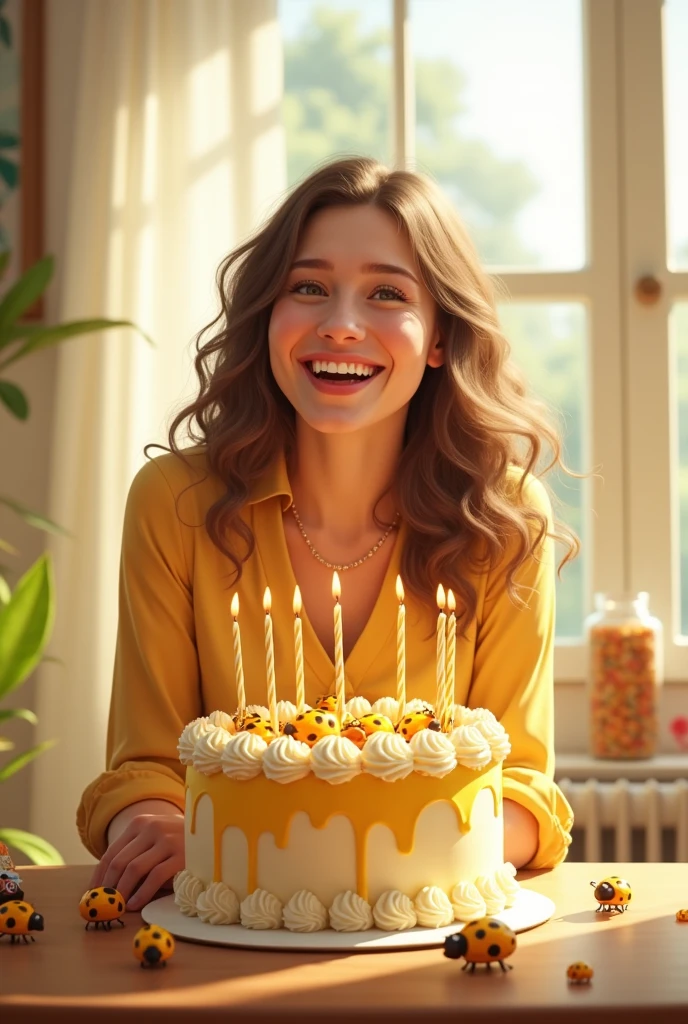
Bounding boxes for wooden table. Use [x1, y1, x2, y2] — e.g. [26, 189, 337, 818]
[0, 863, 686, 1023]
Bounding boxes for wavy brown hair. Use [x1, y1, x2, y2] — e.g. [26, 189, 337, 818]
[147, 156, 580, 632]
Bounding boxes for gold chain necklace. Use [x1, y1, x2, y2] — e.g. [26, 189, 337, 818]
[290, 503, 400, 572]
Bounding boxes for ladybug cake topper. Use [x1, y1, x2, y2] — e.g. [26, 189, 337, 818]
[590, 876, 632, 913]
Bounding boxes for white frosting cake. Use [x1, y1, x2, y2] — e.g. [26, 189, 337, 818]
[174, 698, 520, 932]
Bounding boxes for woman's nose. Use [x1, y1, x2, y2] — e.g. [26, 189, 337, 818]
[315, 302, 366, 344]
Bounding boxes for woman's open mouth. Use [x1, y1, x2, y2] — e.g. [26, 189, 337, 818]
[300, 360, 385, 396]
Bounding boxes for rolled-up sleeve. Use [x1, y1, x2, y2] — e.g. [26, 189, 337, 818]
[467, 474, 574, 869]
[76, 458, 202, 859]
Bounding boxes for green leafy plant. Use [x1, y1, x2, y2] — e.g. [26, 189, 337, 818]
[0, 248, 153, 863]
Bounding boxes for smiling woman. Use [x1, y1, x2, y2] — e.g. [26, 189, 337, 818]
[78, 157, 578, 912]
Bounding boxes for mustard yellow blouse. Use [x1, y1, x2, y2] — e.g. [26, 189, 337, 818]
[77, 447, 573, 867]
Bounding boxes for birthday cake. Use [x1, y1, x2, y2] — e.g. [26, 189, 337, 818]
[173, 697, 521, 932]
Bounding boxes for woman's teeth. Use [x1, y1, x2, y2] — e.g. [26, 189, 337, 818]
[308, 360, 378, 378]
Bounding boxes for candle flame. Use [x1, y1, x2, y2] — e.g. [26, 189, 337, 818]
[293, 585, 302, 616]
[436, 583, 446, 609]
[231, 592, 239, 618]
[263, 586, 272, 613]
[332, 571, 341, 601]
[395, 574, 405, 603]
[447, 589, 456, 612]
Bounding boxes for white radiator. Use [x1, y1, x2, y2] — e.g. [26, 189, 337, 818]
[558, 777, 688, 862]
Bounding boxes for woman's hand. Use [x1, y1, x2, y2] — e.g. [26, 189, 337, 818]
[89, 802, 185, 912]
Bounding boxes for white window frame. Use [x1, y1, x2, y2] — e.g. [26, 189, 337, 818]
[390, 0, 685, 683]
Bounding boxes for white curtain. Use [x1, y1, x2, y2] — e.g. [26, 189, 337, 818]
[31, 0, 287, 861]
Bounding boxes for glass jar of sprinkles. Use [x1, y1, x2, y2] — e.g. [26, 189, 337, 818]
[585, 592, 664, 759]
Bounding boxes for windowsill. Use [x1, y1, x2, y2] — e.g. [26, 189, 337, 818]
[554, 753, 688, 781]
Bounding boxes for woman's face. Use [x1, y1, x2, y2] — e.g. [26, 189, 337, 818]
[268, 204, 442, 435]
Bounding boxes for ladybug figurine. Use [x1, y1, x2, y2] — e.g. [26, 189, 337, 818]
[443, 917, 517, 972]
[590, 876, 632, 913]
[0, 899, 45, 943]
[314, 695, 338, 714]
[676, 909, 688, 922]
[133, 923, 175, 968]
[283, 709, 340, 747]
[239, 717, 277, 743]
[567, 961, 594, 984]
[79, 886, 126, 929]
[396, 708, 441, 741]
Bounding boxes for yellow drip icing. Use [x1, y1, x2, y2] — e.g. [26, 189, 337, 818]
[187, 762, 501, 902]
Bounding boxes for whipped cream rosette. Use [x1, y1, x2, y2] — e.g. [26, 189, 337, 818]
[408, 729, 457, 778]
[173, 869, 205, 917]
[329, 891, 374, 932]
[310, 735, 362, 784]
[262, 734, 312, 783]
[371, 696, 401, 722]
[240, 889, 283, 929]
[276, 700, 299, 725]
[220, 731, 267, 780]
[196, 882, 240, 925]
[495, 862, 521, 906]
[283, 890, 328, 932]
[177, 717, 214, 766]
[346, 695, 373, 719]
[414, 885, 454, 928]
[474, 716, 511, 762]
[372, 890, 418, 931]
[450, 881, 487, 922]
[191, 725, 232, 775]
[361, 731, 414, 781]
[449, 724, 493, 770]
[475, 873, 507, 915]
[206, 709, 235, 733]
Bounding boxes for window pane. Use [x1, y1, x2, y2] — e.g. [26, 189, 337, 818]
[673, 302, 688, 636]
[498, 303, 588, 640]
[410, 0, 586, 271]
[279, 0, 393, 186]
[664, 0, 688, 270]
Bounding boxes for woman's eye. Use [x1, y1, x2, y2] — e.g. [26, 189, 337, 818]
[290, 280, 325, 296]
[373, 285, 407, 301]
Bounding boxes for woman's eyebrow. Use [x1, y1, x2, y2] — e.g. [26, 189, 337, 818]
[290, 257, 419, 285]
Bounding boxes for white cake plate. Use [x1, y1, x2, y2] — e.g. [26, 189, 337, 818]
[141, 887, 554, 953]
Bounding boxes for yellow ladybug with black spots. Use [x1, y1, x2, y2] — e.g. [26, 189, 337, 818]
[590, 876, 632, 912]
[133, 923, 175, 968]
[283, 708, 340, 747]
[341, 723, 367, 749]
[0, 899, 45, 943]
[79, 886, 126, 929]
[355, 713, 395, 737]
[676, 909, 688, 922]
[567, 961, 594, 984]
[314, 695, 338, 714]
[443, 917, 516, 972]
[396, 708, 441, 741]
[239, 717, 277, 743]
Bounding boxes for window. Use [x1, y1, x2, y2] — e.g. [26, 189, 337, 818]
[279, 0, 688, 682]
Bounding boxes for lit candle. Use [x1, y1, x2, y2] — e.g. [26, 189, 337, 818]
[332, 572, 346, 723]
[230, 592, 246, 721]
[263, 587, 278, 735]
[395, 575, 406, 717]
[293, 585, 305, 713]
[444, 589, 457, 730]
[434, 584, 447, 722]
